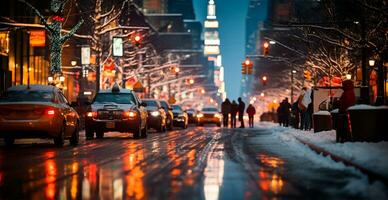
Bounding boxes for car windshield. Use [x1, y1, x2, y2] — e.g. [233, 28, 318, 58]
[159, 101, 169, 109]
[0, 90, 53, 102]
[143, 100, 158, 107]
[93, 93, 136, 104]
[202, 107, 218, 112]
[172, 105, 182, 112]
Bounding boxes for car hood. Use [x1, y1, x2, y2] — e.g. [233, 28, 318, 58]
[91, 103, 136, 111]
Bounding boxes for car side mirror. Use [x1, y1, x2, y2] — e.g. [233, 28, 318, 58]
[140, 102, 147, 107]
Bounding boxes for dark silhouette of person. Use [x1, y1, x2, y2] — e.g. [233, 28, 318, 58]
[282, 98, 292, 127]
[246, 104, 256, 128]
[221, 98, 231, 127]
[238, 97, 246, 128]
[291, 101, 300, 129]
[230, 100, 238, 128]
[337, 80, 356, 142]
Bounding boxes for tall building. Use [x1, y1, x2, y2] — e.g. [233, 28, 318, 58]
[167, 0, 195, 20]
[203, 0, 226, 100]
[241, 0, 268, 98]
[143, 0, 167, 14]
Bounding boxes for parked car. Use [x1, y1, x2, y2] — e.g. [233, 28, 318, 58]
[142, 99, 167, 132]
[197, 107, 222, 127]
[0, 85, 80, 146]
[186, 108, 198, 124]
[171, 104, 188, 129]
[85, 84, 148, 139]
[158, 100, 174, 130]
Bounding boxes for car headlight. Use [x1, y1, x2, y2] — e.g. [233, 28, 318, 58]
[123, 111, 137, 119]
[151, 111, 160, 117]
[86, 111, 97, 118]
[215, 113, 222, 118]
[197, 113, 204, 118]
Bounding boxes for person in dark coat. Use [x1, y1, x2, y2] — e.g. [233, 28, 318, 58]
[230, 100, 238, 128]
[246, 104, 256, 128]
[238, 97, 246, 128]
[281, 98, 292, 127]
[337, 80, 356, 142]
[221, 98, 231, 127]
[291, 101, 300, 129]
[277, 104, 284, 126]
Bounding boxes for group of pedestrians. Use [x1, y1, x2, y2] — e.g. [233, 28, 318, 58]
[277, 87, 313, 130]
[221, 97, 256, 128]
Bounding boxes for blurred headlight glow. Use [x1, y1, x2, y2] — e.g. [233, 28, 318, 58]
[151, 111, 160, 117]
[197, 113, 204, 118]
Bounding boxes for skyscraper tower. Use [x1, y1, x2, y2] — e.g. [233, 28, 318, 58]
[203, 0, 226, 99]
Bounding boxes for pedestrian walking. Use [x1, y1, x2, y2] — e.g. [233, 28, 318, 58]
[221, 98, 231, 127]
[291, 101, 300, 129]
[299, 87, 312, 130]
[281, 98, 292, 127]
[337, 80, 356, 142]
[246, 104, 256, 128]
[238, 97, 246, 128]
[277, 104, 284, 126]
[230, 100, 238, 128]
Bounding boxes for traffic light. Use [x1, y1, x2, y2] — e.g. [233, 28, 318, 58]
[263, 42, 269, 57]
[242, 58, 253, 75]
[262, 76, 268, 86]
[303, 70, 311, 80]
[242, 65, 247, 74]
[131, 32, 143, 47]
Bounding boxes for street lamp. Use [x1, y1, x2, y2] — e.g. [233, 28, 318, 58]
[369, 59, 375, 67]
[260, 92, 265, 97]
[269, 40, 276, 45]
[59, 75, 65, 82]
[345, 74, 352, 80]
[188, 78, 194, 85]
[71, 60, 77, 66]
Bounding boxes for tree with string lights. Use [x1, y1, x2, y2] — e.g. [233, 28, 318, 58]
[20, 0, 84, 78]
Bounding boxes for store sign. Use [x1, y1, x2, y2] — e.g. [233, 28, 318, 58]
[81, 46, 90, 65]
[30, 30, 45, 47]
[112, 37, 123, 57]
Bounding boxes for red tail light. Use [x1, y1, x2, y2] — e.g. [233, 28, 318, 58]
[46, 109, 55, 116]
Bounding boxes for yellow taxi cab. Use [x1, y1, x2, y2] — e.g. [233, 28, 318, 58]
[0, 85, 80, 146]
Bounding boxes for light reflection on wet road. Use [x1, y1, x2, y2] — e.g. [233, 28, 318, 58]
[0, 126, 382, 199]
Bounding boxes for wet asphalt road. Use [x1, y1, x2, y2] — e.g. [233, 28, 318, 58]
[0, 125, 384, 200]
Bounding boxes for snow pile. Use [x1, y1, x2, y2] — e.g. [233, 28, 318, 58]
[258, 123, 388, 178]
[348, 104, 388, 110]
[314, 110, 331, 116]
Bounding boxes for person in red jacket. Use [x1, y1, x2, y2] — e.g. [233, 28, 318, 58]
[246, 104, 256, 128]
[339, 80, 356, 113]
[337, 80, 356, 142]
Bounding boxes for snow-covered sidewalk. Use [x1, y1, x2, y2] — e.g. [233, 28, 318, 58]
[256, 122, 388, 179]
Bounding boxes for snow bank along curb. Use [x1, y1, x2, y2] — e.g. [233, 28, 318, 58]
[296, 137, 388, 186]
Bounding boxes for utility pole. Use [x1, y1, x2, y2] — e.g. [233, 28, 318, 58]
[360, 12, 369, 104]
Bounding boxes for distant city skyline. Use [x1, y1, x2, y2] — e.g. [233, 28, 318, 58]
[193, 0, 249, 100]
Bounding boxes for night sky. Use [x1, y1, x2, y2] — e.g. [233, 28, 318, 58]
[193, 0, 250, 100]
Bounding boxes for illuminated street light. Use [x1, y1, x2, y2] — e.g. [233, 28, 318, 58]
[369, 59, 375, 67]
[71, 60, 77, 66]
[200, 88, 206, 94]
[189, 78, 195, 85]
[345, 74, 352, 80]
[260, 92, 265, 97]
[292, 70, 297, 74]
[262, 76, 267, 81]
[263, 42, 269, 48]
[269, 40, 276, 44]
